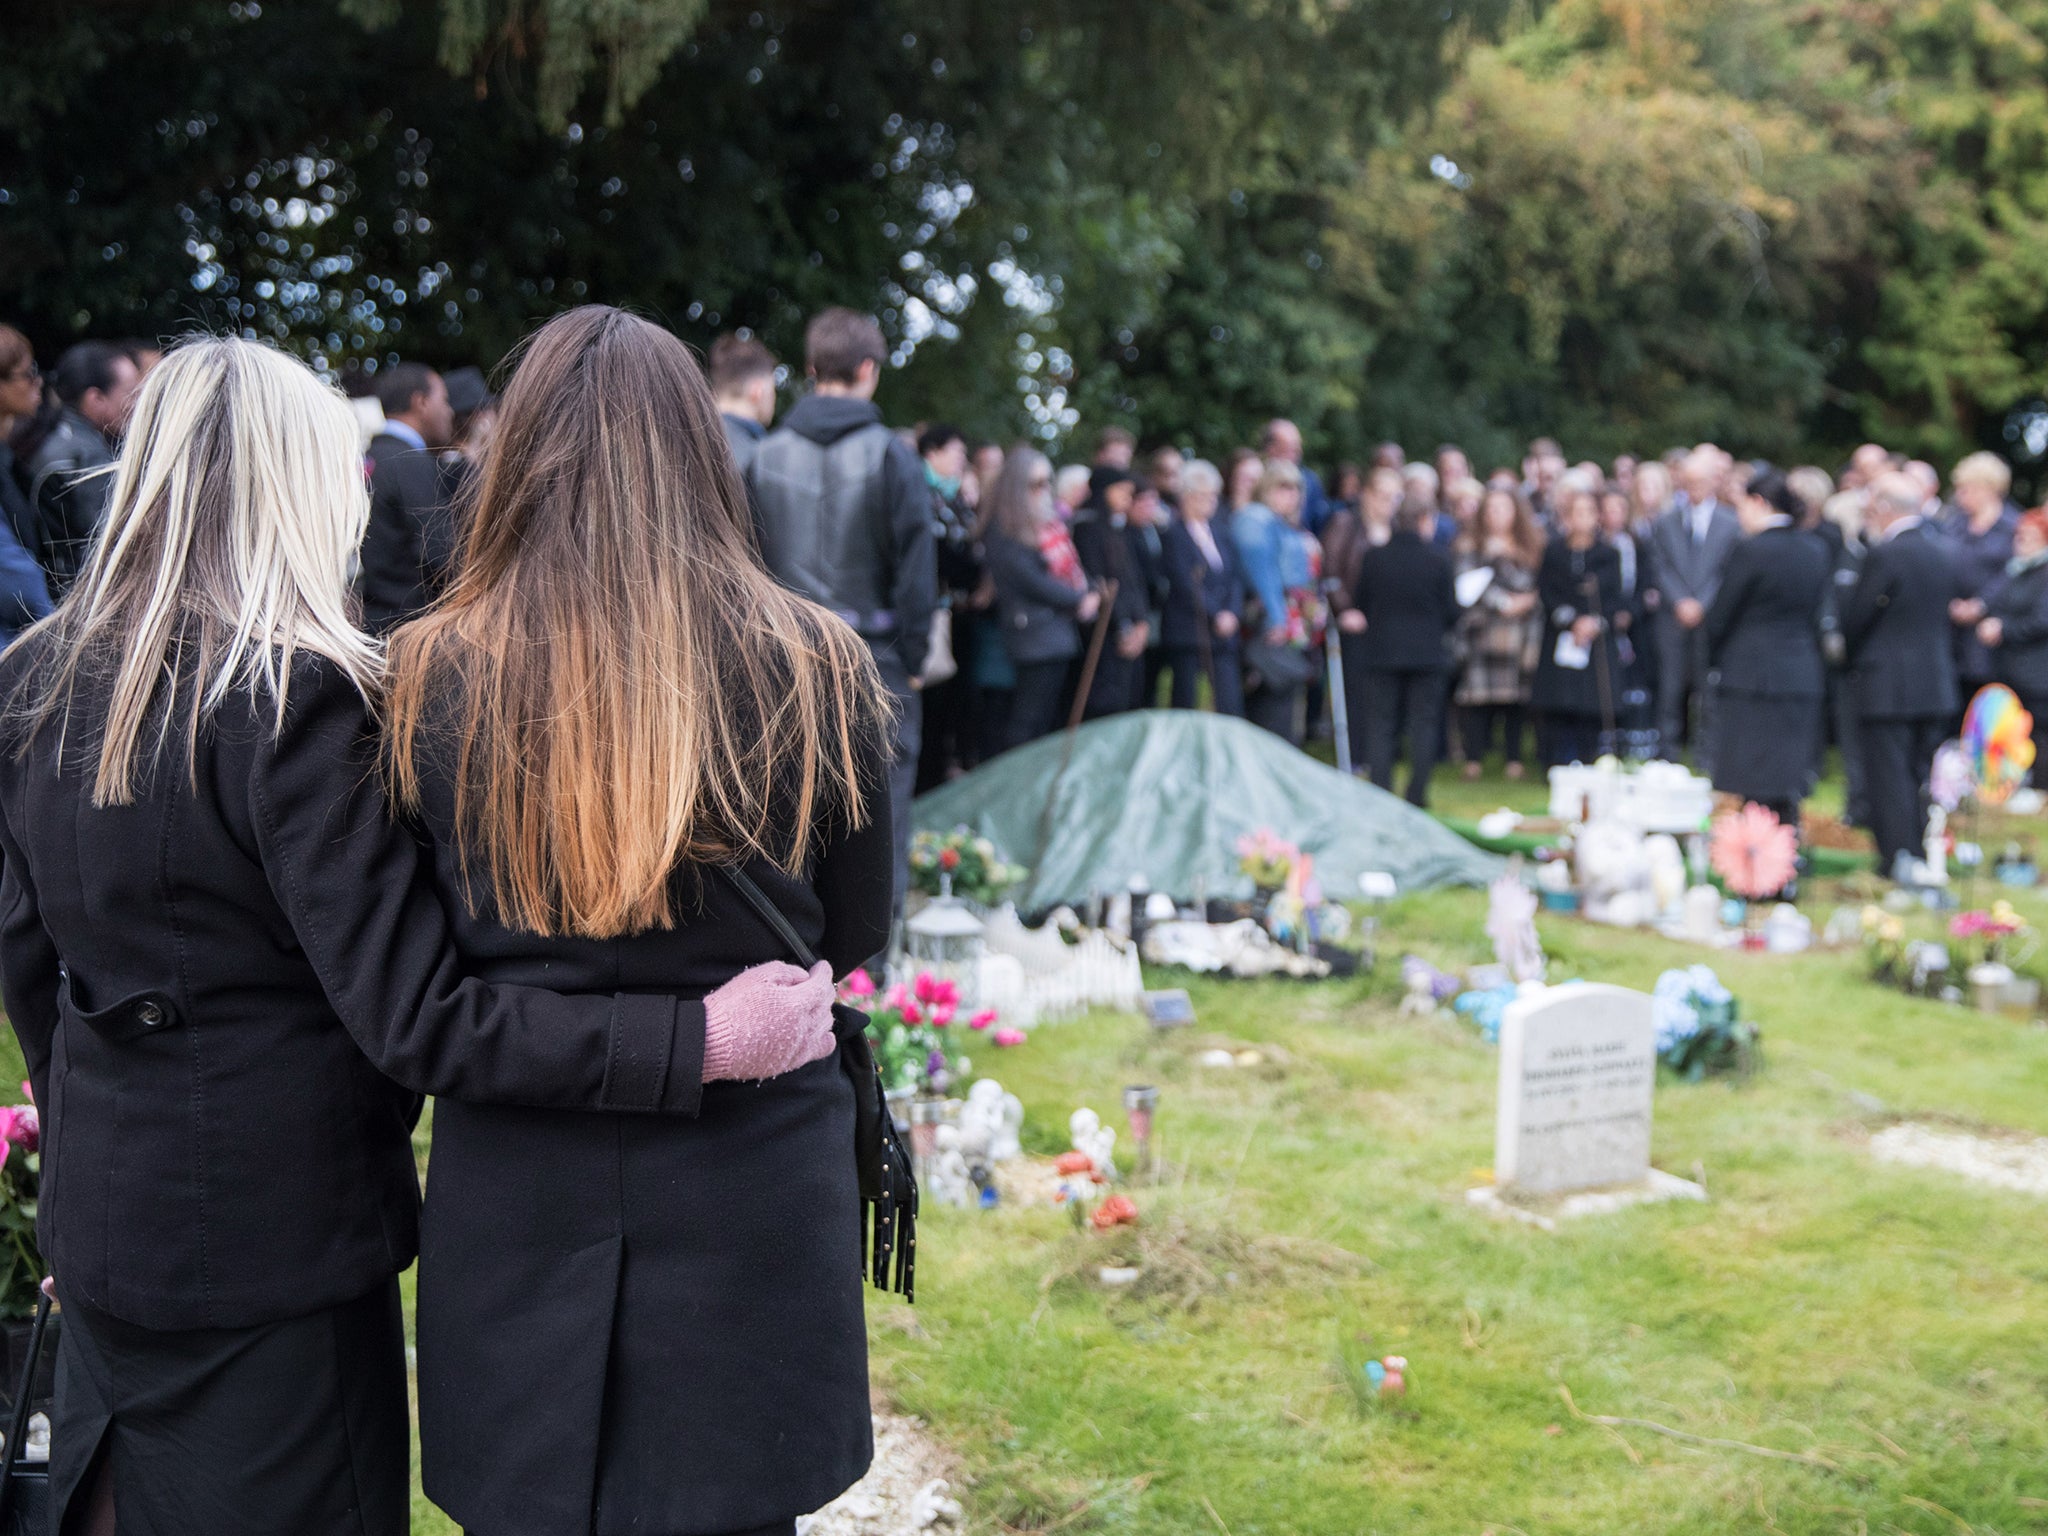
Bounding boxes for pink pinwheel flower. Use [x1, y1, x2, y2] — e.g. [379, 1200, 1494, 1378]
[968, 1009, 998, 1031]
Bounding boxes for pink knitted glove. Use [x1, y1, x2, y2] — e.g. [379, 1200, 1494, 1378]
[702, 960, 838, 1083]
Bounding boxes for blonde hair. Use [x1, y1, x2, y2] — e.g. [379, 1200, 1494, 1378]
[385, 306, 889, 940]
[1952, 451, 2011, 496]
[1255, 457, 1303, 504]
[8, 336, 378, 805]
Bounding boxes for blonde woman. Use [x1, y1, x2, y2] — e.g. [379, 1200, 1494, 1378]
[384, 308, 897, 1536]
[0, 338, 833, 1533]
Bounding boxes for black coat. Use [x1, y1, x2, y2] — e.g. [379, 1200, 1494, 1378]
[1705, 524, 1829, 699]
[986, 530, 1087, 665]
[0, 649, 692, 1334]
[357, 431, 457, 633]
[1159, 518, 1245, 650]
[1982, 557, 2048, 703]
[1071, 506, 1150, 639]
[1353, 528, 1458, 671]
[409, 729, 893, 1535]
[1531, 540, 1625, 717]
[1843, 521, 1961, 721]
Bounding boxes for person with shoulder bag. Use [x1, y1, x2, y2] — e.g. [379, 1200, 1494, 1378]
[0, 337, 836, 1535]
[385, 308, 904, 1536]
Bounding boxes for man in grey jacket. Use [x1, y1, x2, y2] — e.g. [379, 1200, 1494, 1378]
[1646, 445, 1741, 766]
[745, 308, 936, 912]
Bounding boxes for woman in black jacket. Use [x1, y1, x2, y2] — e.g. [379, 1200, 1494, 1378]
[384, 308, 900, 1536]
[0, 338, 834, 1534]
[1977, 508, 2048, 730]
[985, 445, 1101, 750]
[1531, 485, 1625, 767]
[1705, 465, 1830, 826]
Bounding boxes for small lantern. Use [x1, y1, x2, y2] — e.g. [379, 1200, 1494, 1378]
[903, 875, 985, 1012]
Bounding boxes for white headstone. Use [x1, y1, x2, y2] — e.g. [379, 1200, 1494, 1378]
[1495, 982, 1656, 1195]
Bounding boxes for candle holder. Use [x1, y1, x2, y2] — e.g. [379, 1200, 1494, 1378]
[907, 1097, 947, 1183]
[1122, 1085, 1159, 1171]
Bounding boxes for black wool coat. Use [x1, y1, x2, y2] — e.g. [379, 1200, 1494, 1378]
[986, 530, 1086, 665]
[357, 431, 458, 634]
[1982, 557, 2048, 704]
[408, 724, 894, 1536]
[1842, 521, 1961, 721]
[1160, 518, 1245, 651]
[1704, 524, 1829, 700]
[0, 648, 693, 1334]
[1353, 528, 1459, 672]
[1531, 540, 1625, 718]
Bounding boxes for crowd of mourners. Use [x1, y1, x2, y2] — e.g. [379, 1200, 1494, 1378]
[1, 317, 2038, 886]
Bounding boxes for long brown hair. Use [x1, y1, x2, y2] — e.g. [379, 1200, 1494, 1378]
[384, 306, 890, 939]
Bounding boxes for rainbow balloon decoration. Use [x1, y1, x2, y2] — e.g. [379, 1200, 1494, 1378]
[1961, 684, 2036, 807]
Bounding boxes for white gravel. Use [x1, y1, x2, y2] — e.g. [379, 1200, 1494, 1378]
[1869, 1122, 2048, 1197]
[798, 1412, 964, 1536]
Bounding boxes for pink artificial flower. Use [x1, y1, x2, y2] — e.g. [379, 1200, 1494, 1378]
[841, 968, 877, 999]
[912, 972, 941, 1004]
[882, 983, 910, 1015]
[968, 1009, 998, 1031]
[0, 1108, 21, 1150]
[931, 978, 960, 1010]
[900, 1000, 923, 1026]
[929, 1004, 955, 1028]
[993, 1027, 1027, 1047]
[1, 1105, 36, 1151]
[18, 1081, 31, 1106]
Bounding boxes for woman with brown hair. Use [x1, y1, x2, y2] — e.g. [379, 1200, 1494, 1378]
[386, 306, 897, 1536]
[1453, 485, 1545, 777]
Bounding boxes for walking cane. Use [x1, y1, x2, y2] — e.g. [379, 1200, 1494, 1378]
[1188, 562, 1216, 711]
[1584, 573, 1618, 758]
[1324, 579, 1353, 776]
[1034, 578, 1120, 871]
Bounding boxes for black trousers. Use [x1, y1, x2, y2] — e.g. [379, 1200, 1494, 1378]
[1083, 648, 1140, 720]
[1007, 659, 1070, 751]
[1460, 702, 1527, 765]
[56, 1278, 408, 1536]
[1335, 630, 1372, 772]
[1860, 714, 1947, 876]
[870, 647, 922, 914]
[1544, 714, 1604, 769]
[1362, 667, 1447, 808]
[1246, 681, 1303, 745]
[1163, 642, 1245, 717]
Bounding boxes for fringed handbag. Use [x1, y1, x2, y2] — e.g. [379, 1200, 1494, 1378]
[719, 867, 918, 1300]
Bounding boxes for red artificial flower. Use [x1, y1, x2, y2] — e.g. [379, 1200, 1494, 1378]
[1054, 1151, 1095, 1175]
[1089, 1194, 1139, 1230]
[939, 847, 962, 872]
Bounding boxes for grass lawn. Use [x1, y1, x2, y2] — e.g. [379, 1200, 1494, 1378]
[22, 761, 2048, 1534]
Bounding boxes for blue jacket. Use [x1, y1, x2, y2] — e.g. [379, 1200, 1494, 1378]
[1231, 501, 1311, 632]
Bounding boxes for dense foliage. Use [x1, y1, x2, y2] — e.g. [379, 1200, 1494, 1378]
[5, 0, 2048, 472]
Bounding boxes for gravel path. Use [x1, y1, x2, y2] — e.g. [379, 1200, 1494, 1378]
[798, 1412, 964, 1536]
[1869, 1122, 2048, 1197]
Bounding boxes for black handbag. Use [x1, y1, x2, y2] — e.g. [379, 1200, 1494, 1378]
[0, 1290, 52, 1535]
[718, 867, 918, 1301]
[1243, 637, 1316, 692]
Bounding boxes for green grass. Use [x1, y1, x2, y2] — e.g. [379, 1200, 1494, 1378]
[860, 889, 2048, 1534]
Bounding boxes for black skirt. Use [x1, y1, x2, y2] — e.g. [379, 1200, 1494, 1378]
[1710, 690, 1820, 807]
[51, 1278, 408, 1536]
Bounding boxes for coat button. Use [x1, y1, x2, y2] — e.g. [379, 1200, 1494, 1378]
[136, 1001, 165, 1028]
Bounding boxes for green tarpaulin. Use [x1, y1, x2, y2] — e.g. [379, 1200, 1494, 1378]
[912, 710, 1502, 911]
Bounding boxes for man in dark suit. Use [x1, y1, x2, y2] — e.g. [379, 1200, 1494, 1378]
[1070, 468, 1152, 718]
[357, 361, 455, 633]
[1349, 495, 1460, 807]
[1646, 446, 1740, 765]
[1844, 473, 1961, 879]
[1160, 458, 1245, 715]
